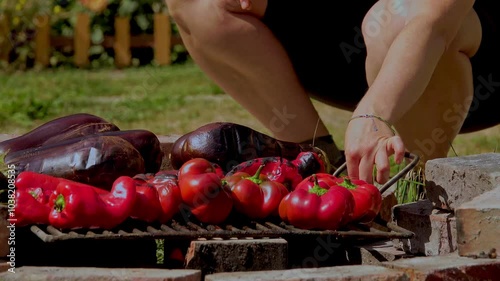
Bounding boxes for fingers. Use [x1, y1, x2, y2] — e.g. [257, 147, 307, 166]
[375, 148, 390, 184]
[359, 156, 374, 183]
[240, 0, 251, 10]
[346, 152, 360, 181]
[387, 136, 405, 164]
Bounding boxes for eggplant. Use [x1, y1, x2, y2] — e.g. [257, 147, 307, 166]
[169, 122, 310, 172]
[5, 135, 145, 190]
[0, 113, 119, 155]
[86, 130, 163, 173]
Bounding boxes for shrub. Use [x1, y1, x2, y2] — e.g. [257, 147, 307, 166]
[0, 0, 187, 71]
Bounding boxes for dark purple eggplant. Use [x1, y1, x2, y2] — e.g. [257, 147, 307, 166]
[42, 122, 120, 145]
[169, 122, 312, 172]
[5, 135, 145, 190]
[88, 130, 163, 173]
[0, 113, 119, 155]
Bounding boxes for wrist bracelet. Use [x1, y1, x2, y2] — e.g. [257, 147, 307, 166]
[349, 114, 397, 136]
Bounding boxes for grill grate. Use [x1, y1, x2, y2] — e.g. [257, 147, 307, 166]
[29, 218, 414, 243]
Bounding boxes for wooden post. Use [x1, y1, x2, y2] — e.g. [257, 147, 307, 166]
[114, 16, 131, 68]
[154, 13, 171, 66]
[0, 14, 11, 62]
[74, 13, 90, 67]
[34, 14, 51, 67]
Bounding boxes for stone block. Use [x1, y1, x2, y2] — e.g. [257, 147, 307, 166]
[0, 267, 201, 281]
[185, 238, 287, 275]
[347, 240, 410, 265]
[205, 265, 406, 281]
[383, 252, 500, 281]
[425, 153, 500, 210]
[392, 199, 457, 256]
[157, 134, 181, 170]
[0, 206, 9, 257]
[456, 186, 500, 258]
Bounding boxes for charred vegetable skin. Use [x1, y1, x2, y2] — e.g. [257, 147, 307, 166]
[0, 113, 119, 155]
[170, 122, 321, 172]
[6, 135, 145, 190]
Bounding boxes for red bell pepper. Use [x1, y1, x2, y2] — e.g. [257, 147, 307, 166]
[279, 174, 354, 230]
[13, 189, 51, 227]
[177, 158, 233, 224]
[337, 177, 382, 224]
[15, 171, 109, 201]
[130, 178, 163, 223]
[226, 151, 325, 191]
[144, 172, 182, 224]
[48, 176, 136, 229]
[223, 165, 288, 219]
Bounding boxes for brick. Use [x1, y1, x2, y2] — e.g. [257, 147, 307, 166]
[157, 134, 181, 170]
[383, 252, 500, 281]
[185, 238, 287, 275]
[0, 260, 10, 273]
[425, 153, 500, 210]
[391, 199, 457, 256]
[0, 206, 9, 257]
[347, 240, 410, 265]
[0, 267, 201, 281]
[205, 265, 406, 281]
[456, 187, 500, 258]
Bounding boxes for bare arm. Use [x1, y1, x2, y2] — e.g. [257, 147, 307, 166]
[346, 0, 476, 183]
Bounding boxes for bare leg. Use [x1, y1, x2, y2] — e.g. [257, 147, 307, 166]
[363, 0, 482, 163]
[165, 0, 335, 146]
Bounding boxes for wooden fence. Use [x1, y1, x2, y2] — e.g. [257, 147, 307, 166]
[0, 12, 182, 68]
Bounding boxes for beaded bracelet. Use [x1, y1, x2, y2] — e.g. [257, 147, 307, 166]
[349, 114, 397, 136]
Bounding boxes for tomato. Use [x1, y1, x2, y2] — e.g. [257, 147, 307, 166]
[177, 158, 233, 224]
[223, 165, 289, 219]
[278, 174, 354, 230]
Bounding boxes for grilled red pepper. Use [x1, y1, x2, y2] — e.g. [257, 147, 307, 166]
[177, 158, 233, 224]
[130, 178, 163, 223]
[139, 171, 182, 223]
[48, 176, 136, 229]
[337, 177, 382, 224]
[279, 174, 354, 230]
[15, 171, 109, 201]
[226, 151, 325, 191]
[223, 165, 288, 219]
[14, 189, 51, 227]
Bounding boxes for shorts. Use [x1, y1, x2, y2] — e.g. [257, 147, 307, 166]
[263, 0, 500, 133]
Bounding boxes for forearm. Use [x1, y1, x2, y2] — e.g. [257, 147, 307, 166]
[354, 18, 447, 123]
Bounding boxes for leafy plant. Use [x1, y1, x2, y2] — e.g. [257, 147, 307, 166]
[0, 0, 186, 70]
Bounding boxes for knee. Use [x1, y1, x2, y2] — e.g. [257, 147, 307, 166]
[166, 0, 255, 38]
[361, 0, 408, 55]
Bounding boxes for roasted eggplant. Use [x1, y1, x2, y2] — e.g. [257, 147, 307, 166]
[5, 135, 145, 190]
[0, 113, 119, 155]
[170, 122, 311, 172]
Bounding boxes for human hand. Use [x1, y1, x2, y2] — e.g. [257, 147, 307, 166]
[344, 116, 405, 184]
[240, 0, 251, 10]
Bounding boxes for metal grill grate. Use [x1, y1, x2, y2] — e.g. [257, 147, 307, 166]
[29, 218, 414, 243]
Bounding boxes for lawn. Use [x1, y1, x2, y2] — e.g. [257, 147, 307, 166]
[1, 61, 498, 157]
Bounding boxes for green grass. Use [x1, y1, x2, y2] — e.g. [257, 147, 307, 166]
[1, 61, 499, 158]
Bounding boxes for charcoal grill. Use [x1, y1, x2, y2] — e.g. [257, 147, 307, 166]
[27, 152, 419, 244]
